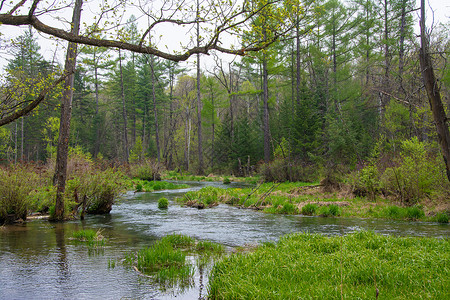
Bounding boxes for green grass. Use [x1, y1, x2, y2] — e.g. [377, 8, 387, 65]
[174, 183, 444, 222]
[127, 180, 189, 192]
[436, 213, 449, 223]
[208, 231, 450, 299]
[302, 203, 318, 215]
[126, 234, 223, 287]
[158, 197, 169, 209]
[72, 229, 105, 247]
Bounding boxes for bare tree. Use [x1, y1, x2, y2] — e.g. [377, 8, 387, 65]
[0, 0, 297, 126]
[419, 0, 450, 182]
[52, 0, 83, 220]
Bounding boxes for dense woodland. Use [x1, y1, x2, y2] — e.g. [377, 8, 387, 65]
[0, 0, 449, 185]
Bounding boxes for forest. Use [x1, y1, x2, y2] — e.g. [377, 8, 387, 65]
[0, 0, 449, 299]
[0, 0, 449, 217]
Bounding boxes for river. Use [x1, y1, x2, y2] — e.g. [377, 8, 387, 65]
[0, 181, 448, 299]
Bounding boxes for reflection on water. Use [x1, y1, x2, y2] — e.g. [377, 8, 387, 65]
[0, 181, 448, 299]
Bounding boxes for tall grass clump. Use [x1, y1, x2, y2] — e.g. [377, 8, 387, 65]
[0, 165, 41, 224]
[72, 229, 105, 247]
[301, 203, 318, 215]
[126, 234, 216, 287]
[208, 231, 450, 299]
[158, 197, 169, 209]
[436, 213, 449, 223]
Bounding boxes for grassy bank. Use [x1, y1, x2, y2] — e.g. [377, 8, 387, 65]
[208, 231, 450, 299]
[176, 182, 449, 222]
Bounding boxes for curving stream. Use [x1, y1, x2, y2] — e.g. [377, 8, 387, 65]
[0, 181, 448, 299]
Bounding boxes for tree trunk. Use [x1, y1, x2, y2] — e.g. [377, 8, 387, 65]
[398, 0, 407, 90]
[93, 50, 101, 157]
[419, 0, 450, 182]
[296, 21, 301, 106]
[119, 49, 129, 162]
[196, 0, 204, 175]
[262, 43, 270, 164]
[150, 55, 161, 161]
[53, 0, 82, 221]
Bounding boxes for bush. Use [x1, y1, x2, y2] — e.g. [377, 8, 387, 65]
[436, 213, 449, 223]
[385, 205, 403, 219]
[380, 138, 445, 204]
[260, 159, 318, 183]
[223, 177, 231, 184]
[158, 197, 169, 209]
[301, 203, 318, 216]
[356, 165, 379, 200]
[405, 206, 425, 220]
[67, 168, 125, 216]
[319, 204, 340, 217]
[131, 159, 163, 181]
[328, 204, 340, 216]
[0, 165, 41, 224]
[279, 202, 298, 214]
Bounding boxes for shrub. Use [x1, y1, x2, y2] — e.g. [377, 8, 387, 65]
[436, 213, 449, 223]
[385, 205, 403, 219]
[131, 159, 163, 181]
[260, 158, 318, 183]
[301, 203, 318, 215]
[319, 204, 340, 217]
[380, 138, 444, 204]
[0, 165, 41, 224]
[67, 168, 125, 216]
[357, 165, 380, 200]
[279, 202, 298, 214]
[328, 204, 340, 216]
[405, 206, 425, 220]
[223, 177, 231, 184]
[158, 197, 169, 209]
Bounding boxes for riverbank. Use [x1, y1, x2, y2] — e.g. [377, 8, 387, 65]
[208, 231, 450, 299]
[176, 181, 450, 223]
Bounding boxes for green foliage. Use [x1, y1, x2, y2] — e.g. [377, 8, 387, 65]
[319, 204, 340, 217]
[129, 137, 144, 163]
[66, 168, 125, 215]
[128, 180, 189, 192]
[158, 197, 169, 209]
[405, 206, 425, 220]
[0, 165, 41, 223]
[436, 213, 449, 224]
[72, 229, 105, 247]
[279, 202, 298, 214]
[208, 231, 450, 299]
[222, 177, 231, 184]
[301, 203, 318, 215]
[128, 237, 192, 285]
[260, 158, 318, 183]
[381, 137, 445, 203]
[180, 186, 221, 207]
[357, 165, 380, 200]
[130, 160, 163, 181]
[126, 234, 223, 287]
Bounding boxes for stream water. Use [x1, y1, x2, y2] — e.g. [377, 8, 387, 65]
[0, 181, 448, 299]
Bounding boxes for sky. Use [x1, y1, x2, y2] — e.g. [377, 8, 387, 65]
[0, 0, 448, 72]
